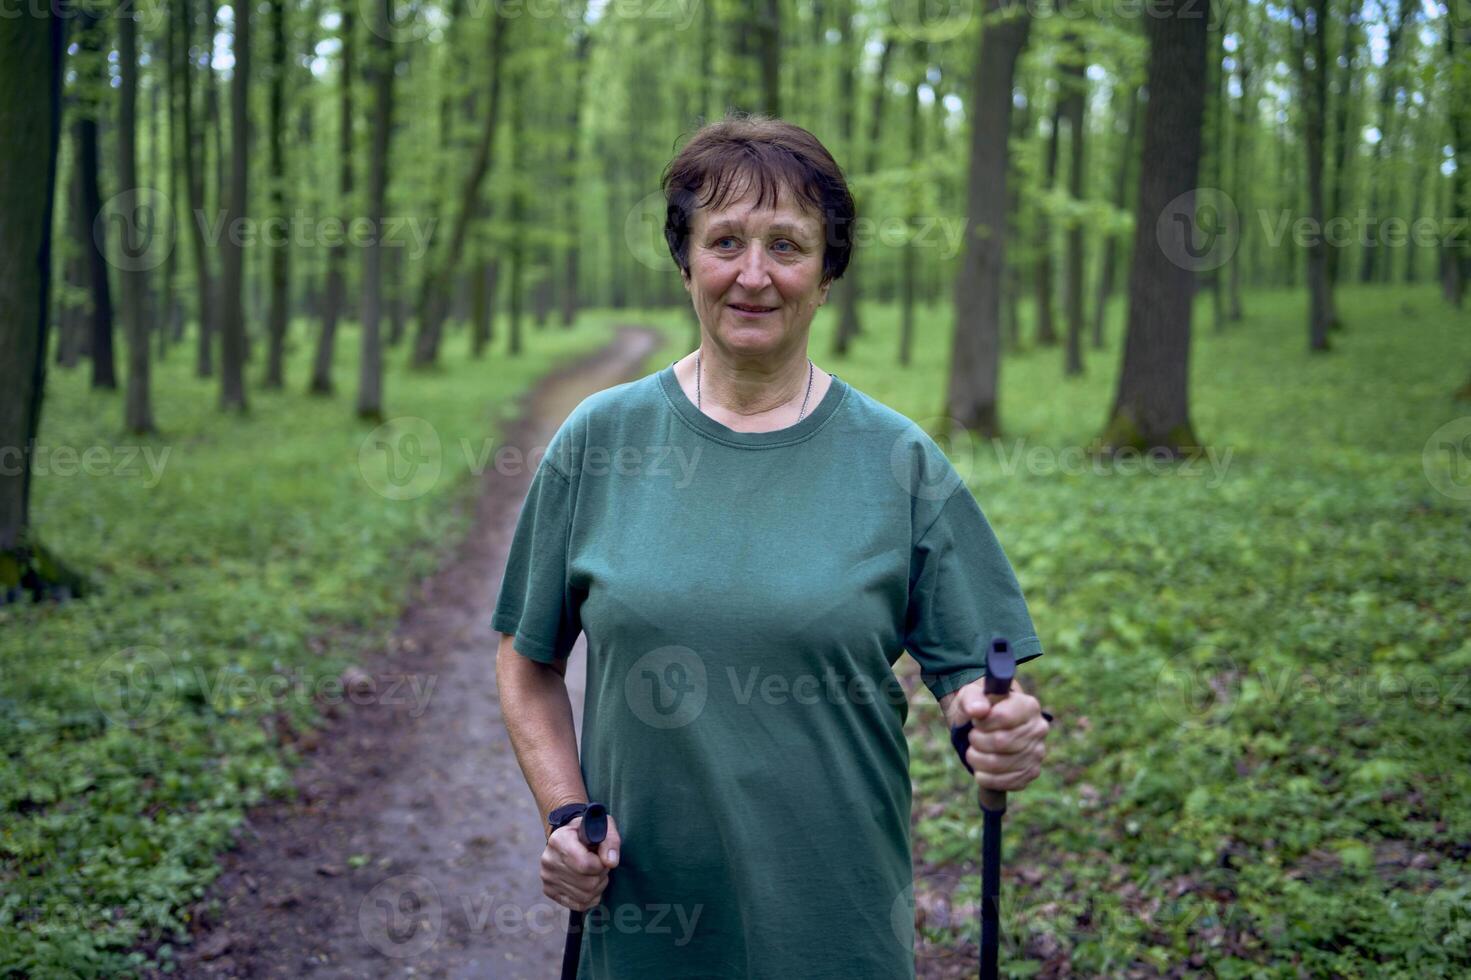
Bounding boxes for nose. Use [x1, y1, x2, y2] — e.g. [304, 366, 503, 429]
[734, 241, 773, 293]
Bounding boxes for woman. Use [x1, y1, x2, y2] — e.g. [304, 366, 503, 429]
[494, 115, 1050, 978]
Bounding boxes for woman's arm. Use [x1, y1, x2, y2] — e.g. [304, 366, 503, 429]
[496, 631, 589, 838]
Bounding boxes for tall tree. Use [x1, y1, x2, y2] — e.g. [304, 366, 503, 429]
[1090, 80, 1140, 350]
[357, 0, 393, 420]
[263, 0, 290, 388]
[560, 10, 592, 328]
[1360, 0, 1417, 284]
[1098, 0, 1210, 454]
[219, 0, 251, 411]
[0, 2, 73, 596]
[71, 8, 117, 390]
[1059, 14, 1087, 376]
[757, 0, 780, 115]
[409, 12, 508, 368]
[1290, 0, 1331, 352]
[181, 0, 214, 378]
[1322, 0, 1360, 328]
[1444, 15, 1469, 309]
[118, 5, 155, 434]
[832, 19, 892, 356]
[946, 0, 1032, 436]
[899, 41, 925, 368]
[311, 3, 354, 395]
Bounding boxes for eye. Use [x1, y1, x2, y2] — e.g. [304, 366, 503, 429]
[713, 236, 738, 249]
[772, 240, 796, 252]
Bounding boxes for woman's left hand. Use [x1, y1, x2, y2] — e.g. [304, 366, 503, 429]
[945, 677, 1049, 793]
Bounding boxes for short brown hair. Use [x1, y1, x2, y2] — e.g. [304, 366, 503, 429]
[660, 114, 856, 285]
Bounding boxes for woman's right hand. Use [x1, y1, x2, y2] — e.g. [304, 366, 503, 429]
[541, 812, 621, 912]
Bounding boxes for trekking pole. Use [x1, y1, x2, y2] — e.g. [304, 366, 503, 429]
[559, 802, 608, 980]
[948, 636, 1015, 980]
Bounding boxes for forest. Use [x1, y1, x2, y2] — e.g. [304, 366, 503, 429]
[2, 0, 1470, 976]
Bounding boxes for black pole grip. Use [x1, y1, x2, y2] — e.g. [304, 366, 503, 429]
[949, 637, 1014, 778]
[560, 802, 609, 980]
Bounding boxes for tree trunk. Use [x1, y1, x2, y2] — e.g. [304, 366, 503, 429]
[263, 0, 290, 388]
[1098, 0, 1209, 455]
[1060, 22, 1087, 376]
[357, 0, 392, 420]
[0, 5, 65, 586]
[1228, 41, 1249, 321]
[1091, 82, 1139, 349]
[899, 41, 924, 368]
[73, 10, 117, 390]
[758, 0, 780, 116]
[181, 0, 215, 378]
[1004, 84, 1033, 353]
[508, 55, 525, 357]
[1293, 0, 1331, 352]
[1445, 19, 1470, 309]
[561, 22, 591, 328]
[118, 8, 156, 434]
[312, 4, 354, 395]
[1323, 2, 1360, 328]
[218, 0, 250, 411]
[1034, 93, 1063, 347]
[411, 12, 508, 368]
[947, 0, 1031, 437]
[1360, 0, 1416, 284]
[475, 260, 500, 357]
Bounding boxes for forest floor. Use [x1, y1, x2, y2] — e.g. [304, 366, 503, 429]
[157, 325, 663, 979]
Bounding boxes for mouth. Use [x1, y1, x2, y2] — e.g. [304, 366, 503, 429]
[728, 303, 778, 315]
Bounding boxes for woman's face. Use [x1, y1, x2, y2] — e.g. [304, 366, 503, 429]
[681, 180, 832, 361]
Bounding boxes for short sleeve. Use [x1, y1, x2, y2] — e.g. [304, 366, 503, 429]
[903, 484, 1044, 701]
[491, 452, 583, 663]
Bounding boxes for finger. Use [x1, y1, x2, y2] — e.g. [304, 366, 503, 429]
[958, 684, 993, 721]
[551, 834, 608, 875]
[974, 695, 1043, 732]
[600, 816, 621, 868]
[966, 746, 1040, 775]
[972, 763, 1042, 792]
[969, 715, 1047, 754]
[547, 872, 607, 906]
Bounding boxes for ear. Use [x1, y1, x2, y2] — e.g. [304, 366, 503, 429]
[818, 277, 832, 306]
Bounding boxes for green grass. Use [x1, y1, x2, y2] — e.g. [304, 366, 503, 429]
[817, 285, 1470, 977]
[0, 312, 630, 977]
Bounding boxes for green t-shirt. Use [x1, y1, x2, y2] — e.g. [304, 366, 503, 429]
[492, 360, 1043, 978]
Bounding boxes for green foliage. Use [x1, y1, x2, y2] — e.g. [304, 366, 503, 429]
[825, 284, 1471, 976]
[0, 316, 616, 976]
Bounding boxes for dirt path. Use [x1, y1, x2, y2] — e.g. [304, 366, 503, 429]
[166, 326, 665, 979]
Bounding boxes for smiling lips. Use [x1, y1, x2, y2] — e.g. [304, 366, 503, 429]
[730, 303, 777, 313]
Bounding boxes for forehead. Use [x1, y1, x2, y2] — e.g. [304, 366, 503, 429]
[691, 179, 822, 238]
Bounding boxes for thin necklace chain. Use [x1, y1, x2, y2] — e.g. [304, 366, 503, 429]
[696, 351, 815, 423]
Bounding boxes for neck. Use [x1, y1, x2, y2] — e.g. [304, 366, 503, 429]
[696, 347, 812, 418]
